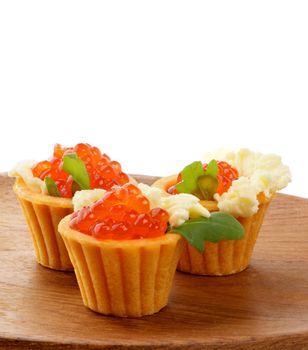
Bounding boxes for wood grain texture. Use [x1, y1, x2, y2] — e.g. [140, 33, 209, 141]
[1, 173, 308, 350]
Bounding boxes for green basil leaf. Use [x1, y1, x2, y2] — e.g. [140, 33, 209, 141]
[204, 159, 218, 178]
[169, 212, 245, 253]
[175, 161, 206, 197]
[44, 176, 60, 197]
[62, 153, 90, 190]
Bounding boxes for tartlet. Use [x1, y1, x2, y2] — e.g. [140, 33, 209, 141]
[13, 177, 73, 270]
[58, 183, 184, 317]
[152, 149, 291, 276]
[10, 143, 135, 271]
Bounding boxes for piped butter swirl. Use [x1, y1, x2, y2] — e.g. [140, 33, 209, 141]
[203, 148, 291, 217]
[73, 189, 106, 211]
[137, 183, 210, 226]
[9, 160, 46, 193]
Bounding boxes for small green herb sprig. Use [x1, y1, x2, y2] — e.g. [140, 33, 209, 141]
[168, 212, 244, 253]
[44, 177, 60, 197]
[175, 160, 219, 200]
[45, 153, 90, 197]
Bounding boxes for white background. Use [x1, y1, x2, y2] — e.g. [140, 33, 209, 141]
[1, 1, 307, 198]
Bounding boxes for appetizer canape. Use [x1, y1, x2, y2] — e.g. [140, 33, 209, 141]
[152, 149, 291, 275]
[9, 143, 135, 270]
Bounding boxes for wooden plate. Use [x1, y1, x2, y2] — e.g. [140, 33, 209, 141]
[1, 173, 308, 349]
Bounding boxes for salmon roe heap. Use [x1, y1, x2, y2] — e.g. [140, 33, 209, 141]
[169, 161, 239, 196]
[70, 183, 169, 240]
[32, 143, 129, 198]
[204, 161, 239, 195]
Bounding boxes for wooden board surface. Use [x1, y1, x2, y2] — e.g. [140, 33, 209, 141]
[1, 173, 308, 350]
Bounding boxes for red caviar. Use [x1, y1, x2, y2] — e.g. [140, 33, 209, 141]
[210, 161, 239, 195]
[32, 143, 129, 198]
[169, 161, 239, 196]
[70, 184, 169, 240]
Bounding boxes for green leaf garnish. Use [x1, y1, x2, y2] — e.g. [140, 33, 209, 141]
[169, 212, 245, 253]
[175, 160, 219, 200]
[175, 161, 205, 197]
[62, 153, 90, 190]
[204, 159, 218, 178]
[44, 176, 60, 197]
